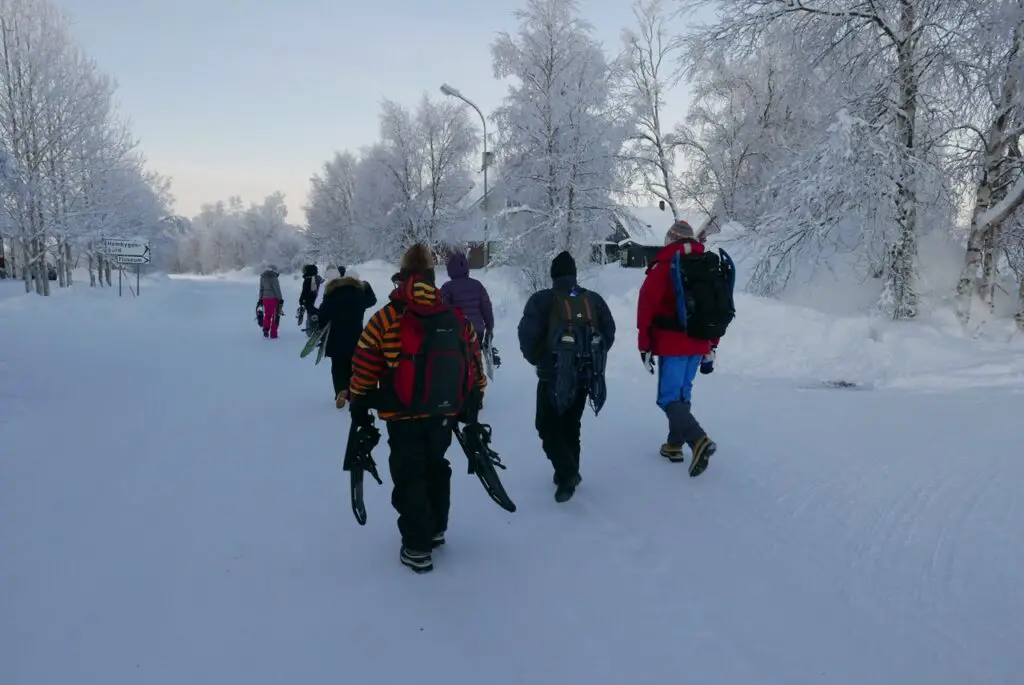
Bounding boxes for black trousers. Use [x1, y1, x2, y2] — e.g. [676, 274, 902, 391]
[386, 418, 454, 552]
[330, 356, 351, 396]
[535, 380, 588, 484]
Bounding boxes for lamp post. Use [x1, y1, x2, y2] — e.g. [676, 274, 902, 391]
[440, 83, 490, 266]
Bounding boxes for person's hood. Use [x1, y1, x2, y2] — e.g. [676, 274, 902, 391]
[654, 239, 704, 263]
[390, 274, 439, 307]
[261, 268, 279, 277]
[446, 253, 470, 279]
[323, 276, 363, 296]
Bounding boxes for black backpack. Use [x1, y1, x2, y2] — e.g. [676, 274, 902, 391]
[547, 288, 607, 416]
[669, 247, 736, 340]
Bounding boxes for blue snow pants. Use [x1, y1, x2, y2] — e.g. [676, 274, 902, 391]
[656, 355, 702, 409]
[656, 355, 706, 447]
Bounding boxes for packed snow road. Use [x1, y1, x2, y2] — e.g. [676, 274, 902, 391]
[1, 272, 1019, 685]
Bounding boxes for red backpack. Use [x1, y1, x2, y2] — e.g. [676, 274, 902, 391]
[390, 302, 477, 416]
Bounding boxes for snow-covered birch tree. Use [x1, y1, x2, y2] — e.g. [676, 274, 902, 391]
[1, 0, 170, 293]
[677, 0, 965, 319]
[491, 0, 633, 288]
[619, 0, 685, 218]
[306, 96, 476, 262]
[305, 151, 359, 264]
[951, 0, 1024, 328]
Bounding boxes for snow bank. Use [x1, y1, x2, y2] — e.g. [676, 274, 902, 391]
[32, 255, 1020, 393]
[486, 262, 1024, 392]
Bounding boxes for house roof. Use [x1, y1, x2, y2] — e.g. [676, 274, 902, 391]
[617, 205, 710, 246]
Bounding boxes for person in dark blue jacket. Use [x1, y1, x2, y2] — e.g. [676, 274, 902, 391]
[517, 251, 615, 502]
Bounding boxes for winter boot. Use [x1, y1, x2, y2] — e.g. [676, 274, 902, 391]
[660, 443, 685, 463]
[400, 546, 433, 573]
[431, 531, 446, 549]
[335, 390, 348, 409]
[263, 328, 270, 338]
[554, 473, 582, 503]
[689, 435, 716, 478]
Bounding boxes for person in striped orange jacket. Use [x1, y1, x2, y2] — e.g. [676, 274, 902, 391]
[348, 243, 487, 573]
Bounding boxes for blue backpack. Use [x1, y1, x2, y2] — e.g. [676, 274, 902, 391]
[547, 287, 607, 415]
[669, 246, 737, 340]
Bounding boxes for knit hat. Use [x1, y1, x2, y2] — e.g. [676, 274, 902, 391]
[665, 220, 695, 245]
[550, 251, 576, 279]
[324, 266, 341, 281]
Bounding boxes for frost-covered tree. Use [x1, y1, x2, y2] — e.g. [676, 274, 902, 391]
[173, 193, 304, 274]
[677, 0, 970, 319]
[304, 95, 476, 263]
[0, 0, 169, 294]
[491, 0, 633, 287]
[304, 151, 358, 265]
[951, 1, 1024, 328]
[619, 0, 685, 218]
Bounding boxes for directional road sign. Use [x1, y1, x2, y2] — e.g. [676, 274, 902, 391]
[101, 238, 151, 264]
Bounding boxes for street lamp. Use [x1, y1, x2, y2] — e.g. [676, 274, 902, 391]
[440, 83, 490, 266]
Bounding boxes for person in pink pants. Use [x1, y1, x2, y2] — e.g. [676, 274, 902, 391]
[258, 265, 284, 338]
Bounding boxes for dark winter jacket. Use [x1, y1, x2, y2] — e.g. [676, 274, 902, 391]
[517, 275, 616, 380]
[440, 253, 494, 338]
[318, 276, 377, 359]
[299, 265, 323, 307]
[258, 269, 283, 301]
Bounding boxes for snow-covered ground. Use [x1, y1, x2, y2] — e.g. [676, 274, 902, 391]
[1, 264, 1021, 684]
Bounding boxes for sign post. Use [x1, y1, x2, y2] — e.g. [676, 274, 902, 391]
[100, 239, 151, 296]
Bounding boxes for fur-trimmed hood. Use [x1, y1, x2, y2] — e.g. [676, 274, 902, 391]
[323, 275, 365, 296]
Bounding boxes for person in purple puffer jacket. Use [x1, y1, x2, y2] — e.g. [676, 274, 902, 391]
[440, 252, 500, 373]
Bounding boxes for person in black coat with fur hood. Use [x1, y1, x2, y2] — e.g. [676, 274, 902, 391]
[317, 270, 377, 407]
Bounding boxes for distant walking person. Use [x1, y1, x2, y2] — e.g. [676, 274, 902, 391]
[636, 220, 736, 476]
[317, 270, 377, 408]
[440, 252, 500, 373]
[258, 265, 284, 339]
[324, 265, 343, 283]
[298, 264, 324, 332]
[517, 251, 615, 502]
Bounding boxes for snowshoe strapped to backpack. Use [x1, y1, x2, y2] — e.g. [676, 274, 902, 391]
[669, 247, 736, 340]
[547, 288, 608, 416]
[384, 303, 477, 417]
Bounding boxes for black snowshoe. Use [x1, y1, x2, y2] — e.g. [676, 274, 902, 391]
[453, 422, 516, 513]
[342, 416, 383, 525]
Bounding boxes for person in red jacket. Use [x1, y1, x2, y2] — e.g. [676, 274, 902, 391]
[636, 220, 718, 477]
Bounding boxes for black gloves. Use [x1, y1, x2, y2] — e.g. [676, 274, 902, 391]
[349, 401, 373, 427]
[640, 351, 655, 374]
[457, 390, 483, 425]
